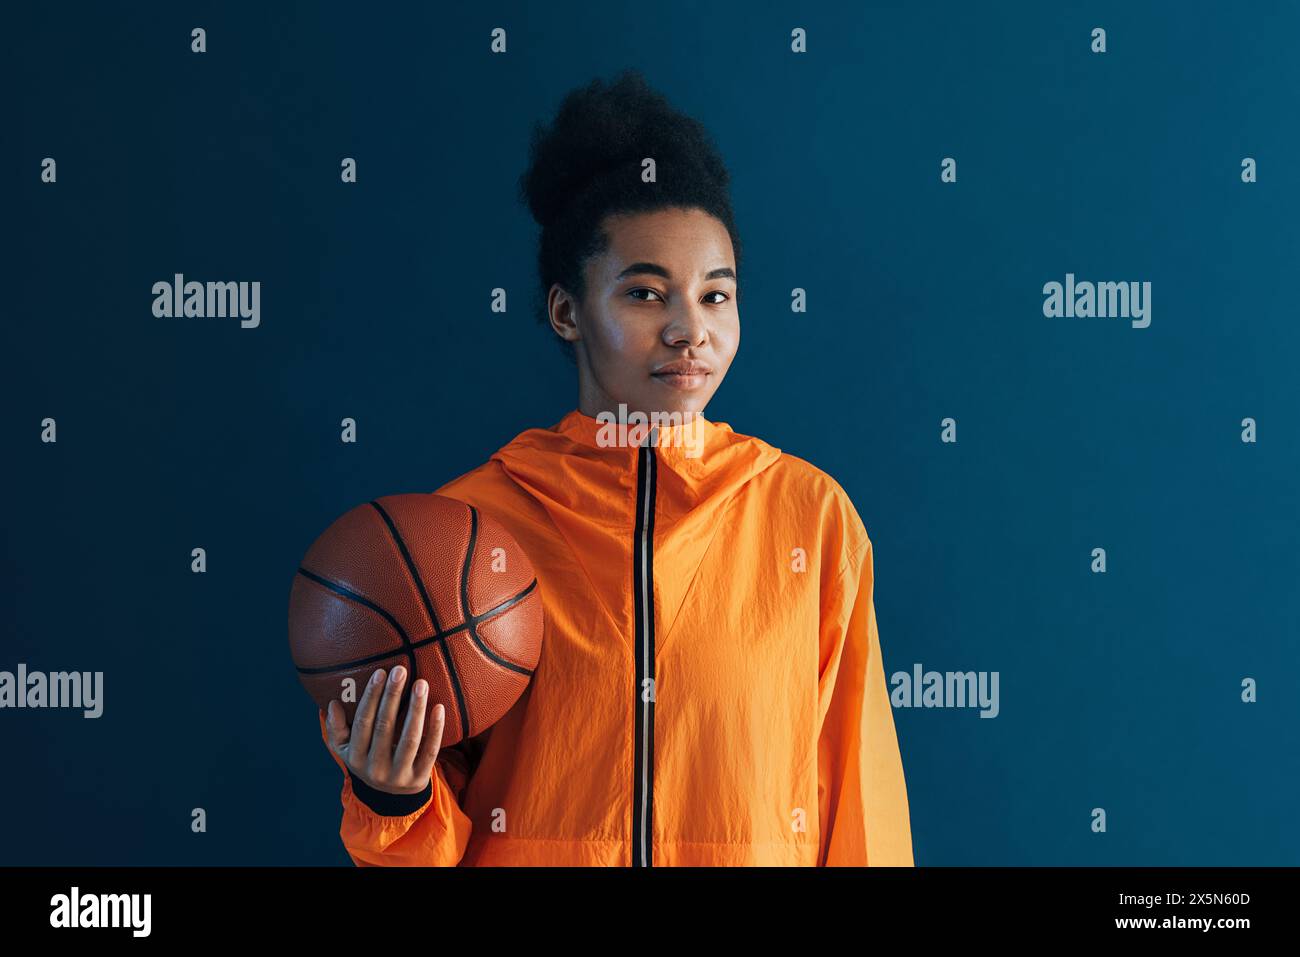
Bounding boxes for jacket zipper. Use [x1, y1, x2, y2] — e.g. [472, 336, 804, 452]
[632, 425, 659, 866]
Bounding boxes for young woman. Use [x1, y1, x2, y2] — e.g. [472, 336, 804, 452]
[319, 70, 914, 866]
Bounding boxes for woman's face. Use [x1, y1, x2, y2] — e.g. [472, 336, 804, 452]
[549, 206, 740, 422]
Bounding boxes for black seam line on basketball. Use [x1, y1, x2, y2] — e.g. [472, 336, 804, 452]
[369, 499, 443, 635]
[295, 566, 411, 645]
[324, 579, 538, 676]
[292, 574, 540, 677]
[445, 503, 485, 739]
[364, 498, 435, 703]
[463, 577, 539, 676]
[438, 640, 470, 742]
[294, 566, 417, 681]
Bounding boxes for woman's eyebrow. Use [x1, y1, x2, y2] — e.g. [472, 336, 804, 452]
[614, 262, 737, 282]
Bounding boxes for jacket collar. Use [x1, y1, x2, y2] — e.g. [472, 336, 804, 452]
[490, 406, 782, 509]
[551, 407, 721, 460]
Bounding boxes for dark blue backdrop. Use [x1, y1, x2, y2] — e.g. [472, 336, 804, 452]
[6, 0, 1297, 865]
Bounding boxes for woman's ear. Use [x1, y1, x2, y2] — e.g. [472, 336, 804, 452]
[547, 283, 582, 345]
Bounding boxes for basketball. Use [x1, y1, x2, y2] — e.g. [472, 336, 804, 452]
[287, 493, 543, 748]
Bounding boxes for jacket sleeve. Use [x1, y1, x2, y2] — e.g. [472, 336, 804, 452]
[318, 710, 476, 867]
[816, 536, 915, 866]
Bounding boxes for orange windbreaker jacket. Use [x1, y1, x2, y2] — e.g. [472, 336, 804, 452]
[319, 408, 914, 866]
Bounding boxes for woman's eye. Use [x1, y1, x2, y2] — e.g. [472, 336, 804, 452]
[628, 288, 729, 304]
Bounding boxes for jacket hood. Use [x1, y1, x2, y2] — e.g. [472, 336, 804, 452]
[488, 408, 783, 641]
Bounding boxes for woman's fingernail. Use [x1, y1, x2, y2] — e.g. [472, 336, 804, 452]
[371, 670, 384, 686]
[392, 665, 406, 683]
[414, 680, 427, 698]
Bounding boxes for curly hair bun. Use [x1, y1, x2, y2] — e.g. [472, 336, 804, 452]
[518, 69, 731, 230]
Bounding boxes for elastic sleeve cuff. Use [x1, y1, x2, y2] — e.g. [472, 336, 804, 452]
[346, 769, 434, 817]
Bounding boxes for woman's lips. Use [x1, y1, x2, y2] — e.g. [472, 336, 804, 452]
[651, 371, 710, 390]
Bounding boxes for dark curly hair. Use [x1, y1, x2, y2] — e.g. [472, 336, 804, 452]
[517, 69, 742, 364]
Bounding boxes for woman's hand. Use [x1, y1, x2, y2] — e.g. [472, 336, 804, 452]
[323, 665, 446, 796]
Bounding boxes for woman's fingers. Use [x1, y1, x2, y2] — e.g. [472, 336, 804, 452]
[412, 702, 447, 785]
[368, 665, 409, 772]
[348, 667, 388, 764]
[324, 700, 349, 756]
[392, 678, 428, 773]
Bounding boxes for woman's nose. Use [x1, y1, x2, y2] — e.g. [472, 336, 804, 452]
[664, 306, 709, 347]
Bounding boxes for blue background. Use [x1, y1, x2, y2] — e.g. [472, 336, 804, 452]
[6, 0, 1297, 865]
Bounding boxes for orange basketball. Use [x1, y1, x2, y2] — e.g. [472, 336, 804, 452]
[287, 493, 542, 748]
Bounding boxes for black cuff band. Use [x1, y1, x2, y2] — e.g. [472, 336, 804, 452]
[347, 769, 434, 817]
